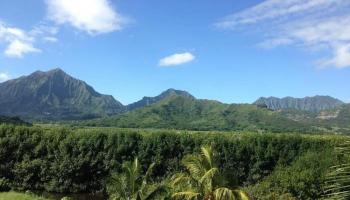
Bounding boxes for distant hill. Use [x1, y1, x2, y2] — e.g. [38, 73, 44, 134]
[91, 92, 312, 133]
[127, 88, 195, 111]
[254, 96, 344, 112]
[0, 116, 30, 126]
[0, 68, 125, 120]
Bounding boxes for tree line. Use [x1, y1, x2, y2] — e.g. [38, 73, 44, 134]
[0, 125, 343, 199]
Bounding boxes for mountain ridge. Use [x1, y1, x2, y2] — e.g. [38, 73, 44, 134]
[254, 95, 344, 112]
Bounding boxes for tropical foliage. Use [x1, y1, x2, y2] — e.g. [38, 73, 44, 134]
[171, 146, 250, 200]
[0, 125, 344, 199]
[107, 158, 166, 200]
[323, 141, 350, 199]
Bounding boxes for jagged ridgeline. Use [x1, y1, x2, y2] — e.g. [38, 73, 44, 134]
[254, 96, 344, 112]
[0, 68, 125, 120]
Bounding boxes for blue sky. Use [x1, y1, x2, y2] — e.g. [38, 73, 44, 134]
[0, 0, 350, 104]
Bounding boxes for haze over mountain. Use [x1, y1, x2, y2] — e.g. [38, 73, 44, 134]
[0, 68, 125, 120]
[254, 96, 344, 112]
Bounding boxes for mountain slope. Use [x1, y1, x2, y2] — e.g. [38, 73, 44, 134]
[0, 68, 125, 120]
[127, 88, 195, 111]
[0, 116, 31, 125]
[92, 93, 312, 132]
[254, 96, 344, 112]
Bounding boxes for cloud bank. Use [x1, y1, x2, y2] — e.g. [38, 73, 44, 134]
[159, 52, 195, 67]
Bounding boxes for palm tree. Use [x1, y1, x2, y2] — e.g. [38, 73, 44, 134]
[107, 158, 167, 200]
[171, 146, 250, 200]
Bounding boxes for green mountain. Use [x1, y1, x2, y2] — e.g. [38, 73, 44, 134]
[92, 91, 312, 132]
[0, 68, 125, 120]
[254, 96, 344, 112]
[127, 88, 194, 111]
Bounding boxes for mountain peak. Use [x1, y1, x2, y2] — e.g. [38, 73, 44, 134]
[127, 88, 195, 111]
[0, 68, 125, 120]
[48, 68, 65, 74]
[160, 88, 194, 98]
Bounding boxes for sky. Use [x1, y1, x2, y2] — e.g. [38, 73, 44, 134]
[0, 0, 350, 104]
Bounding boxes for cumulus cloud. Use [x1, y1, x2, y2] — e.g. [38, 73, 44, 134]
[0, 72, 10, 82]
[159, 52, 195, 67]
[0, 22, 57, 58]
[46, 0, 127, 35]
[215, 0, 350, 69]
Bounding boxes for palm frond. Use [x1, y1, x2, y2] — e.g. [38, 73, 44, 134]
[323, 141, 350, 200]
[214, 187, 235, 200]
[201, 146, 215, 169]
[172, 191, 201, 200]
[232, 189, 251, 200]
[142, 183, 168, 200]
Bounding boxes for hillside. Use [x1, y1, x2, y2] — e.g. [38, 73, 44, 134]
[91, 92, 312, 132]
[0, 69, 125, 120]
[254, 96, 344, 112]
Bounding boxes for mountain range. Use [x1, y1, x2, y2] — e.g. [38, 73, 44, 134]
[254, 96, 344, 112]
[0, 68, 349, 133]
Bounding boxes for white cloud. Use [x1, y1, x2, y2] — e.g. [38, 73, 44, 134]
[216, 0, 349, 29]
[5, 40, 41, 58]
[319, 44, 350, 69]
[46, 0, 127, 35]
[159, 52, 195, 67]
[0, 22, 57, 58]
[215, 0, 350, 69]
[0, 72, 10, 82]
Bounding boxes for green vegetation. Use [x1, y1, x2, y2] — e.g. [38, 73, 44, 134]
[0, 192, 49, 200]
[0, 125, 345, 199]
[0, 116, 30, 126]
[89, 95, 315, 133]
[171, 146, 249, 200]
[107, 158, 167, 200]
[323, 141, 350, 199]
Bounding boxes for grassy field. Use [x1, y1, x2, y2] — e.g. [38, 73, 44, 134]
[0, 192, 49, 200]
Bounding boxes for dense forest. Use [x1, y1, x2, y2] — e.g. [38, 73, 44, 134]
[0, 125, 347, 199]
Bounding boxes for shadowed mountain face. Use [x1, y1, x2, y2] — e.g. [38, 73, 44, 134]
[0, 68, 125, 120]
[127, 88, 195, 111]
[254, 96, 344, 112]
